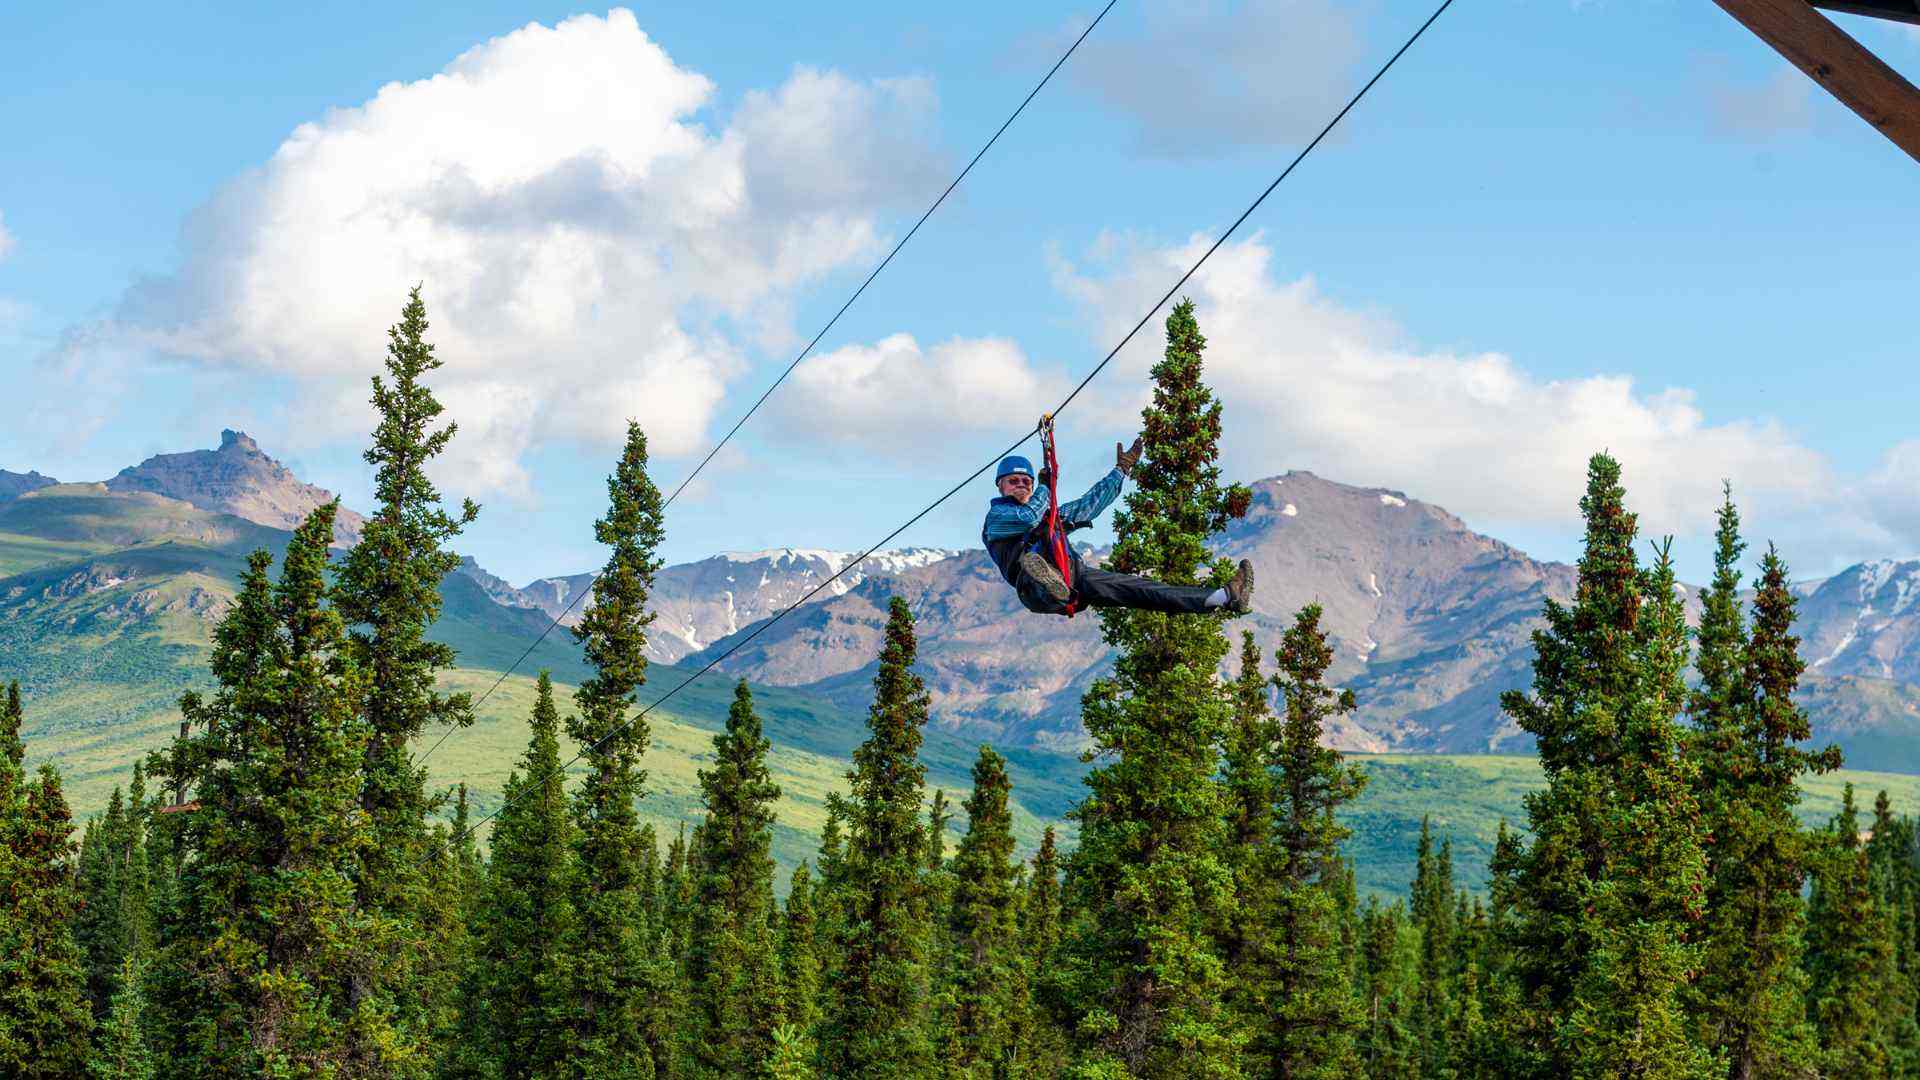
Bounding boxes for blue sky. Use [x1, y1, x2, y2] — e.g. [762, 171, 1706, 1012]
[2, 1, 1916, 586]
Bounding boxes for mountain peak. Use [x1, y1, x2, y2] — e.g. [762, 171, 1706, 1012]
[0, 468, 59, 504]
[105, 432, 365, 546]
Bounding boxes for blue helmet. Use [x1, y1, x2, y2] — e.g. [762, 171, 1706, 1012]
[995, 455, 1035, 482]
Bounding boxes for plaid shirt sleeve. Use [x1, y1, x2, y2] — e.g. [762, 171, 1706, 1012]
[983, 489, 1048, 541]
[1057, 467, 1125, 529]
[983, 468, 1126, 543]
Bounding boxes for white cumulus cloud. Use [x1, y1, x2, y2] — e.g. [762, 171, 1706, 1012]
[770, 333, 1058, 455]
[1054, 234, 1836, 538]
[0, 210, 15, 261]
[60, 9, 946, 500]
[1856, 441, 1920, 552]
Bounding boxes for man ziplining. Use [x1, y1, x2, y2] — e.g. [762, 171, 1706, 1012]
[982, 425, 1255, 617]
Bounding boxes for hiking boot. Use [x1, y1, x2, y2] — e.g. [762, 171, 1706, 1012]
[1020, 550, 1073, 606]
[1225, 559, 1255, 613]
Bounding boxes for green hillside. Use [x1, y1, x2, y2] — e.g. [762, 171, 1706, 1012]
[1339, 754, 1920, 899]
[3, 485, 1090, 881]
[13, 483, 1920, 900]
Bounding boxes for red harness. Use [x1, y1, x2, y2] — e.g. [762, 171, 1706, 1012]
[1039, 417, 1079, 618]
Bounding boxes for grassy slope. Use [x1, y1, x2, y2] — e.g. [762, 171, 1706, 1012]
[1343, 754, 1920, 899]
[14, 488, 1920, 899]
[3, 490, 1086, 879]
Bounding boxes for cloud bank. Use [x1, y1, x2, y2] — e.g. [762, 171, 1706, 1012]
[1054, 234, 1843, 542]
[64, 9, 946, 499]
[770, 333, 1059, 456]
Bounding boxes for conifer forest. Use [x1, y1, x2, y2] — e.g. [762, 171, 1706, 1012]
[13, 290, 1920, 1080]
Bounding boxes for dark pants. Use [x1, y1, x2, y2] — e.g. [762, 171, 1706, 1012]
[1019, 563, 1217, 616]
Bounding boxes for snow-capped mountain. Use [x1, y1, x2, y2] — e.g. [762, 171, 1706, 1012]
[16, 427, 1920, 768]
[679, 472, 1581, 751]
[645, 547, 962, 662]
[457, 546, 963, 664]
[477, 476, 1920, 763]
[1800, 559, 1920, 683]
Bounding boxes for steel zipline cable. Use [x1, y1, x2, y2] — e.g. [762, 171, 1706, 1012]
[658, 0, 1122, 514]
[414, 0, 1118, 769]
[439, 0, 1457, 847]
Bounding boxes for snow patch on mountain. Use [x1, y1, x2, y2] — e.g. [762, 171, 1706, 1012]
[709, 546, 962, 597]
[1809, 560, 1920, 670]
[1379, 493, 1407, 507]
[718, 546, 960, 575]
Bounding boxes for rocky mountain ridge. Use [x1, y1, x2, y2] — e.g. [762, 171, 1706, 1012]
[101, 430, 367, 546]
[676, 472, 1581, 750]
[457, 547, 964, 663]
[0, 469, 58, 502]
[9, 431, 1920, 766]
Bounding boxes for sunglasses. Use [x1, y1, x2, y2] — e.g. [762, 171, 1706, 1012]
[1001, 475, 1034, 487]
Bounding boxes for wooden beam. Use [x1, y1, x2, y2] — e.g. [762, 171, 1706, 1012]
[1712, 0, 1920, 162]
[1809, 0, 1920, 26]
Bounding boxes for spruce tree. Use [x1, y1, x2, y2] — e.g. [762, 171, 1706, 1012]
[1410, 819, 1458, 1080]
[660, 822, 697, 966]
[1496, 456, 1713, 1080]
[1061, 299, 1246, 1076]
[685, 680, 784, 1077]
[1258, 603, 1367, 1077]
[944, 746, 1025, 1077]
[76, 789, 133, 1014]
[448, 783, 480, 897]
[144, 504, 388, 1078]
[1358, 897, 1419, 1080]
[822, 596, 935, 1078]
[332, 286, 480, 1071]
[121, 765, 153, 962]
[1221, 631, 1278, 977]
[1805, 784, 1894, 1079]
[814, 793, 854, 993]
[0, 755, 94, 1078]
[468, 670, 577, 1078]
[1865, 791, 1920, 1073]
[927, 788, 952, 871]
[1022, 826, 1063, 967]
[631, 823, 659, 924]
[779, 864, 823, 1045]
[923, 784, 958, 1044]
[562, 421, 668, 1080]
[1690, 520, 1837, 1079]
[89, 955, 154, 1080]
[141, 760, 182, 943]
[0, 681, 20, 766]
[1020, 826, 1069, 1076]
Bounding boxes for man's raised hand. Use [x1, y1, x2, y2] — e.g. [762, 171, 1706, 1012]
[1117, 436, 1144, 477]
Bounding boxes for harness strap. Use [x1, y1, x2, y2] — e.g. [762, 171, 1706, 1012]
[1039, 417, 1079, 618]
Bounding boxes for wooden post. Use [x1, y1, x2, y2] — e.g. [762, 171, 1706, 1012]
[1711, 0, 1920, 162]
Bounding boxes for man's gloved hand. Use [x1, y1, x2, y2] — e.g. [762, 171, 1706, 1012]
[1116, 436, 1144, 477]
[1037, 467, 1053, 490]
